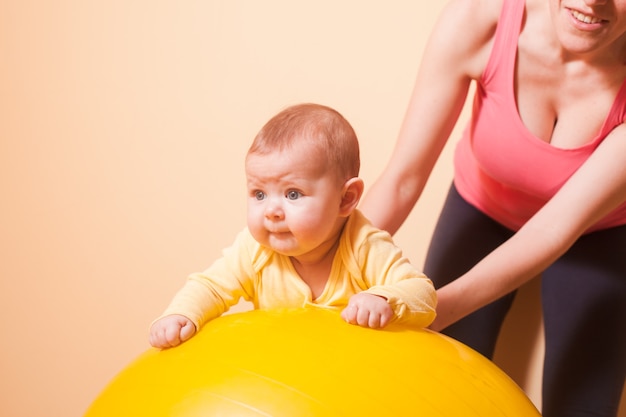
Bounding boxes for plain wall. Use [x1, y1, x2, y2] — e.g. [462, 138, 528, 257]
[1, 1, 624, 416]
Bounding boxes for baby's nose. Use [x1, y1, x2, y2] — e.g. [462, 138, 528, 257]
[264, 201, 284, 219]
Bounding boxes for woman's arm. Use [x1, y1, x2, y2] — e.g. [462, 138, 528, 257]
[359, 0, 501, 234]
[431, 124, 626, 331]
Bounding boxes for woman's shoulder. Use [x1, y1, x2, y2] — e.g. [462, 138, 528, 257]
[434, 0, 505, 79]
[441, 0, 503, 37]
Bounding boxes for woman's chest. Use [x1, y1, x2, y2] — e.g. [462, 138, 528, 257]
[514, 41, 626, 148]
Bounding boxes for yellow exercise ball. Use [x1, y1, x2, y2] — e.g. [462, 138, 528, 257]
[85, 307, 540, 417]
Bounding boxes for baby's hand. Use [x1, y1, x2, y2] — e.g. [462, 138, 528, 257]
[149, 314, 196, 349]
[341, 293, 394, 329]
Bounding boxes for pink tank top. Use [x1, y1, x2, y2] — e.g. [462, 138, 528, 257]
[453, 0, 626, 233]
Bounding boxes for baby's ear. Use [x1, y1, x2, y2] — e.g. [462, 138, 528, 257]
[339, 177, 364, 216]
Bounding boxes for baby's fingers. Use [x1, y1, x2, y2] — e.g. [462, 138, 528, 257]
[149, 326, 178, 349]
[163, 325, 185, 347]
[179, 321, 196, 343]
[149, 316, 196, 349]
[341, 305, 358, 324]
[377, 308, 394, 328]
[355, 308, 376, 328]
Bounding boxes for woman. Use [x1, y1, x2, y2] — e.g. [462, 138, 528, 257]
[359, 0, 626, 415]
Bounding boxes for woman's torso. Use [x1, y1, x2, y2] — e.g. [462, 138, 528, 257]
[453, 0, 626, 232]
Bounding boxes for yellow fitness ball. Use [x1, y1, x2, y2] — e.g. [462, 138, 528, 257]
[85, 307, 540, 417]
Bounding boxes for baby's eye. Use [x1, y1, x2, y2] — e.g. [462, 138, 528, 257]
[254, 190, 266, 200]
[286, 190, 301, 200]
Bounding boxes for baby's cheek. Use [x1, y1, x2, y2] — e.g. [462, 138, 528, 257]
[247, 223, 268, 246]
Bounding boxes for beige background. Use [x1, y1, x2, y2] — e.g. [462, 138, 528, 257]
[1, 1, 624, 416]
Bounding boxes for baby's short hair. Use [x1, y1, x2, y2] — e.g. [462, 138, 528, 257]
[247, 103, 360, 181]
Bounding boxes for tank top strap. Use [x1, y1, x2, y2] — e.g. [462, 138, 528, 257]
[481, 0, 525, 86]
[601, 78, 626, 135]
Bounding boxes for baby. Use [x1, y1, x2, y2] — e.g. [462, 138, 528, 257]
[150, 103, 436, 348]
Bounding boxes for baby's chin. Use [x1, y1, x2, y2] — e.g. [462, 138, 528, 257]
[264, 234, 302, 255]
[255, 230, 321, 258]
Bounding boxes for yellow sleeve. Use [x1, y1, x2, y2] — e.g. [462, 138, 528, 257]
[350, 211, 437, 327]
[365, 277, 437, 327]
[157, 229, 261, 329]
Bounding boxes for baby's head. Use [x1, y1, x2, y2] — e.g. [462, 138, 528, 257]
[245, 103, 363, 258]
[247, 103, 360, 184]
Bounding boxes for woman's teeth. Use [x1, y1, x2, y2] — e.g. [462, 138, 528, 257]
[571, 10, 602, 24]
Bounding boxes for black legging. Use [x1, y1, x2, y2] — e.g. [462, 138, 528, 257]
[423, 184, 626, 417]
